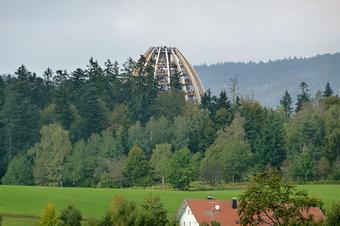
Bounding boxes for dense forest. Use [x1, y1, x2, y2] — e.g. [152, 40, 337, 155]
[195, 53, 340, 106]
[0, 57, 339, 190]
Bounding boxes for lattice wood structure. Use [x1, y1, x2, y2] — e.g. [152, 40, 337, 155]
[141, 46, 205, 103]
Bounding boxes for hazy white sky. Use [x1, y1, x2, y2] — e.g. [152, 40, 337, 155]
[1, 0, 339, 74]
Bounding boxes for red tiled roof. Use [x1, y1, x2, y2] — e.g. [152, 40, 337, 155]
[182, 200, 324, 226]
[185, 200, 240, 226]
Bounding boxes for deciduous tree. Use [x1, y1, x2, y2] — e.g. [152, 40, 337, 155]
[239, 169, 322, 226]
[150, 143, 172, 185]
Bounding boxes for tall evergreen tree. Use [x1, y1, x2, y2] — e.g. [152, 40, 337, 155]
[0, 76, 5, 110]
[295, 82, 311, 112]
[0, 88, 40, 178]
[254, 111, 286, 169]
[323, 82, 334, 97]
[78, 83, 108, 139]
[280, 91, 293, 116]
[217, 90, 231, 110]
[200, 89, 212, 110]
[239, 99, 266, 151]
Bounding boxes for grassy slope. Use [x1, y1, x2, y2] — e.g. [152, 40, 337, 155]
[1, 185, 340, 225]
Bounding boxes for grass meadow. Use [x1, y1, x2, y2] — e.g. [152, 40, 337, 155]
[1, 184, 340, 226]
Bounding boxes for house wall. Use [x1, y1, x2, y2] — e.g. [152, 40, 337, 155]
[179, 205, 199, 226]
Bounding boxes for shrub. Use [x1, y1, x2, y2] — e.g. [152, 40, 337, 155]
[326, 202, 340, 226]
[40, 203, 59, 226]
[59, 205, 82, 226]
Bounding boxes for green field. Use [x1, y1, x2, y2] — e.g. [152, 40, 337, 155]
[1, 185, 340, 226]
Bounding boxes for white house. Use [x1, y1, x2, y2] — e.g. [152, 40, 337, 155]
[176, 199, 239, 226]
[175, 199, 325, 226]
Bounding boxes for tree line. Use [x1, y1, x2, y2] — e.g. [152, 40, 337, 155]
[0, 57, 339, 189]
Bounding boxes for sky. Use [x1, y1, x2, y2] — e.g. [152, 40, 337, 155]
[1, 0, 340, 74]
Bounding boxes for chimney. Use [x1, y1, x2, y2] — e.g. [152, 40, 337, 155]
[232, 197, 237, 209]
[207, 195, 214, 200]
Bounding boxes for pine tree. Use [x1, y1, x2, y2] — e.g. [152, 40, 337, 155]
[200, 89, 212, 110]
[295, 82, 311, 112]
[0, 88, 40, 178]
[280, 91, 293, 116]
[78, 83, 107, 139]
[217, 90, 231, 110]
[323, 82, 333, 97]
[42, 68, 55, 105]
[0, 76, 5, 110]
[255, 111, 286, 169]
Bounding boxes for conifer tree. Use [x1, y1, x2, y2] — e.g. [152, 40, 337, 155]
[295, 82, 311, 112]
[78, 83, 107, 138]
[217, 90, 231, 110]
[254, 111, 286, 169]
[323, 82, 334, 97]
[280, 91, 293, 116]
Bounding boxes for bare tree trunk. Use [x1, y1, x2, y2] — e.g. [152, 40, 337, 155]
[161, 175, 165, 186]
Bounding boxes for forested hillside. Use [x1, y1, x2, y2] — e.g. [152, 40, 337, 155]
[195, 53, 340, 106]
[0, 57, 339, 190]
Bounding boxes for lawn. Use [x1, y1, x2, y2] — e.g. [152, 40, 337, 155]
[1, 184, 340, 226]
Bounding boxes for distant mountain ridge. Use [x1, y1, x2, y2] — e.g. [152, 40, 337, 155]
[194, 53, 340, 107]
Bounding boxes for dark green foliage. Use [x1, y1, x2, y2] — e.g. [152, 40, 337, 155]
[292, 152, 316, 182]
[239, 169, 323, 226]
[137, 195, 168, 226]
[200, 157, 223, 185]
[2, 153, 33, 185]
[280, 90, 293, 116]
[187, 108, 216, 152]
[100, 195, 168, 226]
[150, 92, 186, 119]
[254, 111, 286, 169]
[202, 113, 252, 183]
[238, 99, 266, 151]
[296, 82, 311, 112]
[109, 195, 137, 226]
[78, 84, 108, 139]
[326, 202, 340, 226]
[59, 205, 82, 226]
[167, 148, 195, 190]
[323, 82, 333, 97]
[1, 58, 339, 187]
[123, 146, 151, 187]
[0, 71, 40, 178]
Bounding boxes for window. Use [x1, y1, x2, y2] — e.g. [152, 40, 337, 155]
[189, 222, 191, 226]
[188, 209, 190, 215]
